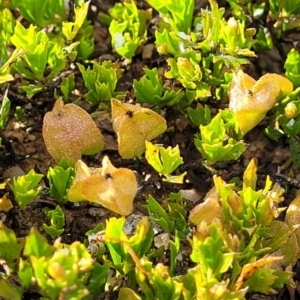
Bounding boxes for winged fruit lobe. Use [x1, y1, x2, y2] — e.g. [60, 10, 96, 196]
[43, 98, 104, 163]
[229, 69, 293, 136]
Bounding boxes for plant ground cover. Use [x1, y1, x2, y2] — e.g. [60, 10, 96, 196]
[2, 0, 300, 299]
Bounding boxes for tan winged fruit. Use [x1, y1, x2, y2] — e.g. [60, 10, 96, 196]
[189, 187, 223, 225]
[68, 156, 137, 216]
[229, 69, 293, 137]
[111, 98, 167, 159]
[43, 98, 104, 163]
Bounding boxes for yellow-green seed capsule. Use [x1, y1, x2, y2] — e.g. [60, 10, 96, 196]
[285, 102, 298, 118]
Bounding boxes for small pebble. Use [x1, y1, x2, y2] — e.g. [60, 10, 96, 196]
[154, 233, 170, 250]
[142, 43, 155, 60]
[28, 134, 36, 141]
[0, 212, 7, 222]
[123, 214, 143, 235]
[88, 207, 105, 217]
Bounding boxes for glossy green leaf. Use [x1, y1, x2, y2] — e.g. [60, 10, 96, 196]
[18, 259, 33, 290]
[60, 74, 75, 101]
[285, 48, 300, 87]
[24, 228, 54, 258]
[0, 47, 26, 84]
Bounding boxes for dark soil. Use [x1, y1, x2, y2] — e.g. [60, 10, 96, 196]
[1, 1, 300, 299]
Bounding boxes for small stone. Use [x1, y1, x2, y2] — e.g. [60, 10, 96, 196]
[124, 214, 143, 235]
[154, 233, 170, 250]
[180, 189, 202, 202]
[176, 252, 183, 262]
[142, 44, 155, 60]
[88, 207, 105, 217]
[0, 212, 7, 222]
[28, 134, 36, 141]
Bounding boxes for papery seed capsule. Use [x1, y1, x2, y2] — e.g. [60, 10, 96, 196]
[285, 102, 298, 118]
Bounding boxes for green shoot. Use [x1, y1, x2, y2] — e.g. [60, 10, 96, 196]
[47, 158, 75, 203]
[43, 206, 65, 239]
[10, 170, 43, 209]
[133, 68, 183, 107]
[105, 1, 152, 61]
[145, 141, 186, 183]
[194, 110, 246, 164]
[144, 192, 189, 239]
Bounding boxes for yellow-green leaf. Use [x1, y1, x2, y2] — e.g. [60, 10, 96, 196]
[62, 1, 89, 40]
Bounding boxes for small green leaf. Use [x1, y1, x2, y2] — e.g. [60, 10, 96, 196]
[145, 141, 185, 183]
[24, 228, 54, 259]
[78, 61, 124, 106]
[105, 217, 127, 265]
[0, 222, 24, 267]
[43, 206, 65, 239]
[243, 158, 257, 190]
[0, 279, 22, 300]
[12, 0, 66, 27]
[187, 104, 211, 127]
[21, 84, 44, 99]
[144, 195, 174, 233]
[18, 259, 33, 290]
[0, 48, 26, 84]
[10, 170, 43, 209]
[242, 267, 278, 294]
[133, 68, 183, 107]
[47, 158, 75, 203]
[127, 217, 154, 258]
[170, 231, 180, 276]
[107, 1, 151, 61]
[147, 0, 194, 33]
[0, 89, 10, 130]
[11, 22, 39, 53]
[195, 110, 246, 164]
[88, 261, 111, 296]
